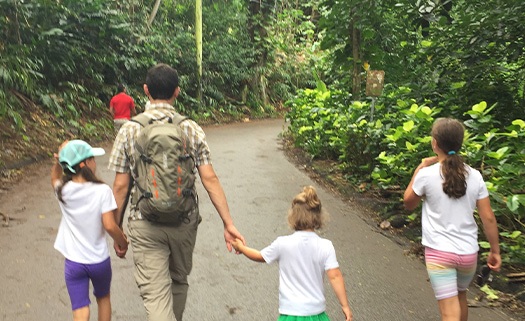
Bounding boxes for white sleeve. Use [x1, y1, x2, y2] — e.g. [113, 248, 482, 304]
[476, 171, 489, 200]
[324, 240, 339, 270]
[100, 185, 117, 214]
[260, 238, 281, 264]
[412, 169, 427, 197]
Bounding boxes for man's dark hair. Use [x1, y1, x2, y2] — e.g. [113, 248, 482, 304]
[117, 83, 125, 93]
[146, 63, 179, 100]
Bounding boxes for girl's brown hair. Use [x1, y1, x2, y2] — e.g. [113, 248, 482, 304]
[57, 157, 104, 203]
[431, 118, 468, 198]
[288, 186, 327, 230]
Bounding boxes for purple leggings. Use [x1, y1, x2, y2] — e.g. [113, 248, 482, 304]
[64, 257, 112, 310]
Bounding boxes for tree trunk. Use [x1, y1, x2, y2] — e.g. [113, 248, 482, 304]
[247, 0, 269, 107]
[147, 0, 162, 28]
[351, 22, 361, 100]
[195, 0, 203, 104]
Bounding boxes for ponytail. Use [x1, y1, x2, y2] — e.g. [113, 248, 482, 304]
[431, 118, 467, 198]
[441, 154, 467, 198]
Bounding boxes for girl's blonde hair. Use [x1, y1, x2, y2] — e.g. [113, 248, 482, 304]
[288, 186, 327, 230]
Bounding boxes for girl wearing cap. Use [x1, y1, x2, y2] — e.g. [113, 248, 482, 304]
[51, 140, 128, 321]
[403, 118, 501, 321]
[231, 186, 353, 321]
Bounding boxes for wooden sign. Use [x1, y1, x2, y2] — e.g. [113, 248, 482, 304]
[366, 70, 385, 97]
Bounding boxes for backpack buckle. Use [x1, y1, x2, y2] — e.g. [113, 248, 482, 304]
[140, 154, 152, 164]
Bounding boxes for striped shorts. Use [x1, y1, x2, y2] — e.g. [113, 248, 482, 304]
[425, 247, 477, 300]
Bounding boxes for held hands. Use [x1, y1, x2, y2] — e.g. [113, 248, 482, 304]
[230, 238, 244, 253]
[224, 224, 245, 254]
[114, 233, 129, 258]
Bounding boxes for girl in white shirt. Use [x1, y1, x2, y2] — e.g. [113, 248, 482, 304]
[232, 186, 353, 321]
[51, 140, 128, 321]
[403, 118, 501, 321]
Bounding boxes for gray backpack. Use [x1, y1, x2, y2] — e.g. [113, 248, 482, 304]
[131, 113, 197, 224]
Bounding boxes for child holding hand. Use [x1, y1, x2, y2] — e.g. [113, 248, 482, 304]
[232, 186, 353, 321]
[51, 140, 128, 321]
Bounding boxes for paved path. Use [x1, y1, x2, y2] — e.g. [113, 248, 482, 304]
[0, 118, 514, 320]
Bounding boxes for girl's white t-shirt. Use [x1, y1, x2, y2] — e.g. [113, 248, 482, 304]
[54, 181, 117, 264]
[260, 231, 339, 316]
[412, 163, 489, 254]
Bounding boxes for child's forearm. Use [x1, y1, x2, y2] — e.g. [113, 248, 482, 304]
[238, 245, 265, 262]
[106, 225, 128, 248]
[102, 212, 128, 248]
[477, 198, 501, 254]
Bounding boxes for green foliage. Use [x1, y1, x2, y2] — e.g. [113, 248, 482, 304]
[318, 0, 525, 124]
[2, 0, 308, 130]
[286, 82, 525, 263]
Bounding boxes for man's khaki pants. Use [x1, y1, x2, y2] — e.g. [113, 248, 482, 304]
[128, 214, 200, 321]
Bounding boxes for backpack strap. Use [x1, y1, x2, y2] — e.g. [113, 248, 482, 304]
[130, 113, 151, 127]
[131, 112, 188, 127]
[171, 113, 188, 126]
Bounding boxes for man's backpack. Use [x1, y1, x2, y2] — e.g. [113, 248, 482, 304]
[131, 113, 197, 224]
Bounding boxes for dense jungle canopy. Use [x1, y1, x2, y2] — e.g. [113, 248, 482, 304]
[1, 1, 524, 265]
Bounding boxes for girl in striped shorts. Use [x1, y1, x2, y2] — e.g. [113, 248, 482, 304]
[403, 118, 501, 321]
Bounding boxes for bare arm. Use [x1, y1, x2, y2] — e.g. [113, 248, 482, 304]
[231, 239, 265, 262]
[51, 141, 69, 188]
[403, 156, 438, 210]
[326, 268, 353, 321]
[112, 172, 131, 227]
[102, 211, 128, 252]
[477, 197, 501, 271]
[109, 105, 115, 118]
[50, 162, 62, 188]
[198, 164, 245, 252]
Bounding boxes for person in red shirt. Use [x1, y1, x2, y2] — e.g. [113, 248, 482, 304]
[109, 84, 136, 133]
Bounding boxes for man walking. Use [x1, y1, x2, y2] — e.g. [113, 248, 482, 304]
[108, 63, 245, 321]
[109, 83, 136, 133]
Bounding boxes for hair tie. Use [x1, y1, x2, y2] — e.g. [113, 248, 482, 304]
[79, 162, 86, 168]
[448, 151, 456, 155]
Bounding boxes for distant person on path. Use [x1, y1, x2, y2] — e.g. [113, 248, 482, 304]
[109, 83, 136, 133]
[108, 63, 245, 321]
[232, 186, 353, 321]
[403, 118, 501, 321]
[51, 140, 128, 321]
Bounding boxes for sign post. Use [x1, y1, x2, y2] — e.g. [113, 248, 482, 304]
[365, 70, 385, 121]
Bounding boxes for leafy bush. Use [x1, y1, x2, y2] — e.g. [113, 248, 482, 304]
[286, 83, 525, 263]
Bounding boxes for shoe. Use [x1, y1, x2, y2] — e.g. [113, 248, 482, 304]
[475, 265, 492, 287]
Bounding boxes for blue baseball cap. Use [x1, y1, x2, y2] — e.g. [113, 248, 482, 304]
[58, 140, 105, 173]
